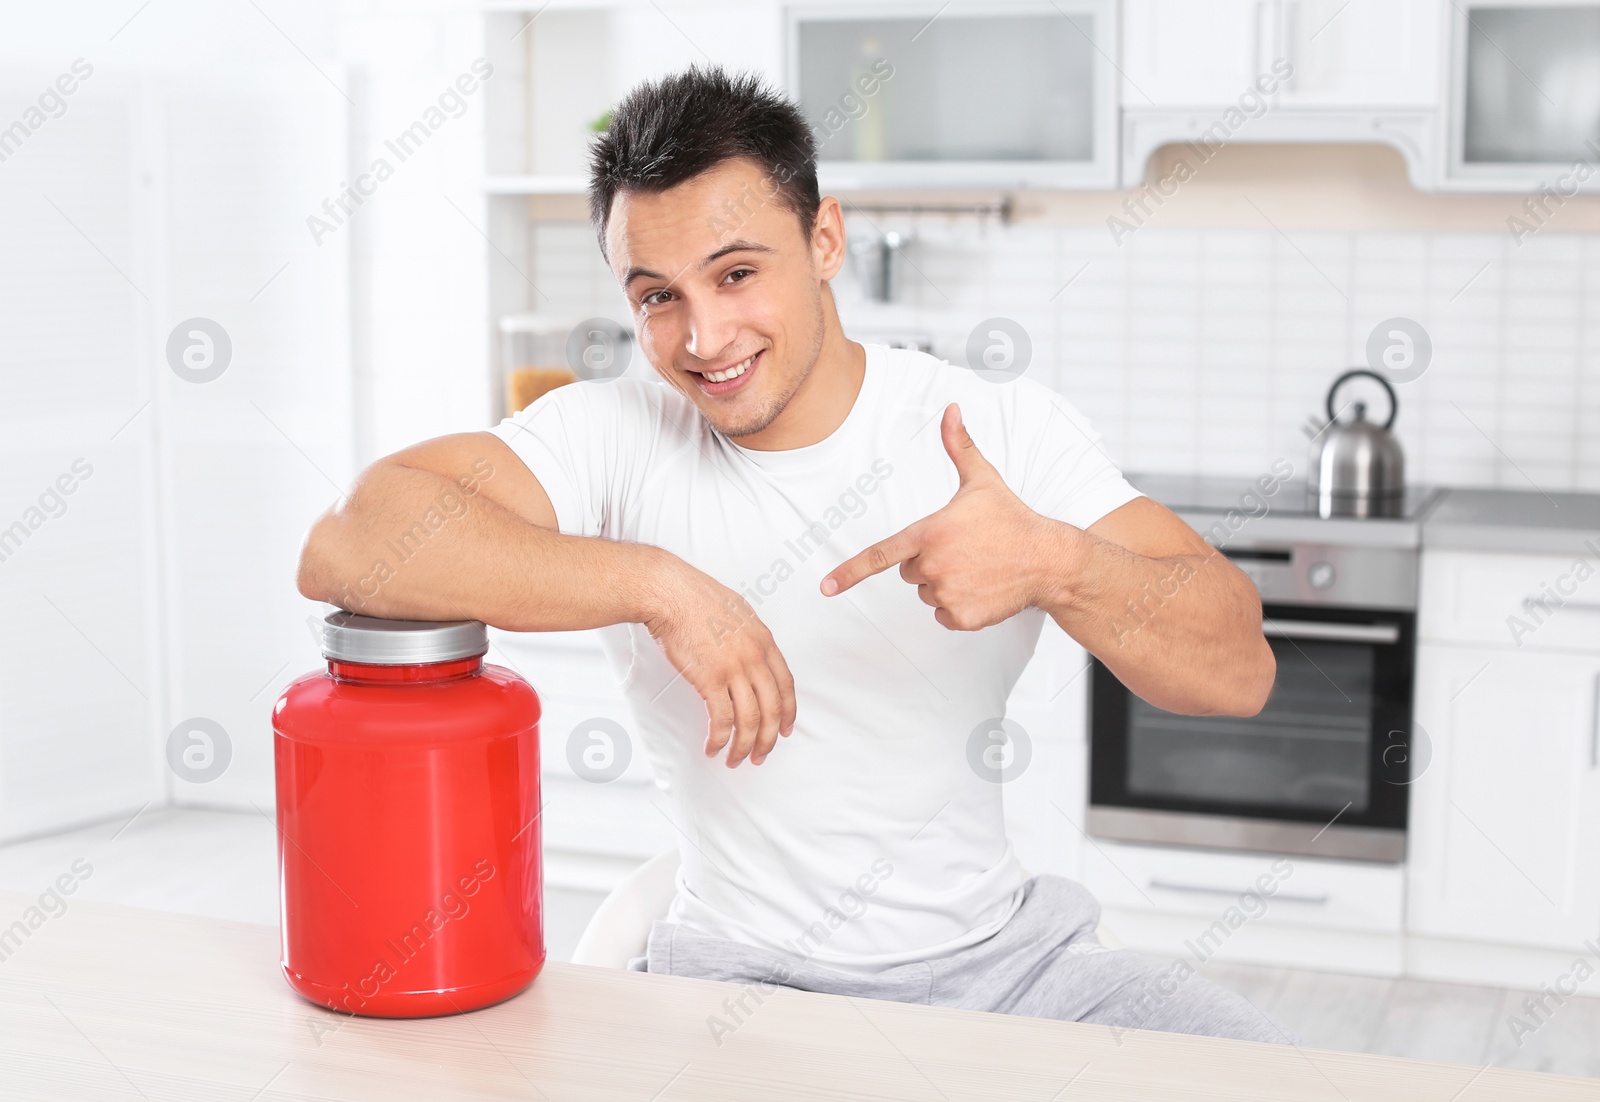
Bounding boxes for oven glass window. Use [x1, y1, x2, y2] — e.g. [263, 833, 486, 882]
[1125, 638, 1375, 813]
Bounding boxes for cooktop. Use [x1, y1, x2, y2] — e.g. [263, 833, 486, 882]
[1125, 471, 1443, 523]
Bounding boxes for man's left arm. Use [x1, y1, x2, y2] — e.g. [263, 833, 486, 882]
[1037, 494, 1275, 716]
[821, 403, 1275, 718]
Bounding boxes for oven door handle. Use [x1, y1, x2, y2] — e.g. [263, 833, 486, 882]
[1148, 879, 1330, 906]
[1262, 619, 1400, 645]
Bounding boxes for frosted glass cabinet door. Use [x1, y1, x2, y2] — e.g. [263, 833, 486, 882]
[788, 1, 1118, 187]
[1449, 1, 1600, 187]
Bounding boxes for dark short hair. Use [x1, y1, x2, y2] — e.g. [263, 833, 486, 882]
[588, 66, 821, 254]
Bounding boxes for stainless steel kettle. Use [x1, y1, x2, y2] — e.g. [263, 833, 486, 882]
[1308, 369, 1405, 518]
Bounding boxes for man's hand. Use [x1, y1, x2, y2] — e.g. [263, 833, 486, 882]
[820, 404, 1081, 630]
[643, 552, 798, 767]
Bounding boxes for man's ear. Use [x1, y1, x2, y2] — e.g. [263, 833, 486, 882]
[811, 195, 847, 281]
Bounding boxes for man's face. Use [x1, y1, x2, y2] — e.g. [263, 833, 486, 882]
[605, 158, 840, 438]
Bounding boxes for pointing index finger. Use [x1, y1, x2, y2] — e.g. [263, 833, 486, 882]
[821, 526, 919, 596]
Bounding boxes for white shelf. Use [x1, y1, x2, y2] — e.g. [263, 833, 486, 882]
[479, 0, 635, 11]
[485, 174, 590, 196]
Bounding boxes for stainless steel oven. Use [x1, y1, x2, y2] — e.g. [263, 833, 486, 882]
[1087, 475, 1439, 864]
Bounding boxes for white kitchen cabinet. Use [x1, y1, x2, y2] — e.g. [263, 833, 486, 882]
[1272, 0, 1442, 107]
[1007, 619, 1091, 744]
[1003, 621, 1091, 881]
[0, 67, 167, 840]
[1443, 0, 1600, 192]
[490, 628, 651, 787]
[0, 444, 163, 841]
[158, 69, 355, 811]
[1409, 643, 1600, 951]
[1118, 0, 1444, 188]
[1084, 840, 1404, 934]
[484, 1, 784, 184]
[490, 626, 676, 890]
[0, 64, 359, 834]
[1420, 548, 1600, 651]
[1119, 0, 1268, 106]
[1120, 0, 1441, 108]
[788, 0, 1120, 189]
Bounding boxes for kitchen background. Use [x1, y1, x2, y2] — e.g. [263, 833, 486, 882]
[542, 210, 1600, 486]
[3, 0, 1600, 1081]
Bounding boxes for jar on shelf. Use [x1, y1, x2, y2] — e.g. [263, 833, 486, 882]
[498, 313, 633, 416]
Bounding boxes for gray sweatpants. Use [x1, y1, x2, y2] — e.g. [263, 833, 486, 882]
[627, 873, 1300, 1045]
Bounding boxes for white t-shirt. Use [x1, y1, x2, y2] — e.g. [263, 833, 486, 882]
[490, 343, 1142, 974]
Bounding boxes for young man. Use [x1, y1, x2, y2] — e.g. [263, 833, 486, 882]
[297, 67, 1290, 1043]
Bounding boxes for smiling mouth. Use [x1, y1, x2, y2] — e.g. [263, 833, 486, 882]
[691, 349, 761, 393]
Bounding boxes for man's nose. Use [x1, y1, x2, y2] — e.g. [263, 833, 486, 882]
[684, 295, 739, 363]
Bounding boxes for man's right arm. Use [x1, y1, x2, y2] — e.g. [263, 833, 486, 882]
[295, 431, 795, 767]
[297, 431, 652, 631]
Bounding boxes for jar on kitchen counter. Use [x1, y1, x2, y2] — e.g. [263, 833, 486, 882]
[272, 611, 544, 1018]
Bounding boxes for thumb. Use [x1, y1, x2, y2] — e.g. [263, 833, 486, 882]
[940, 403, 997, 488]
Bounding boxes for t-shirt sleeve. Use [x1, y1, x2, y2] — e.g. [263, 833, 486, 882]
[487, 380, 649, 539]
[1008, 380, 1143, 530]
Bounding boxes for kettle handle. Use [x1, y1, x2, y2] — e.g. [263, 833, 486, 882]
[1327, 369, 1398, 430]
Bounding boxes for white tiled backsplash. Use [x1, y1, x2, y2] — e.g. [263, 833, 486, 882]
[530, 219, 1600, 491]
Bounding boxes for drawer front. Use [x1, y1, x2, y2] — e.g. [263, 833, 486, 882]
[491, 628, 623, 701]
[542, 775, 670, 861]
[489, 629, 649, 785]
[1420, 549, 1600, 652]
[1082, 841, 1403, 934]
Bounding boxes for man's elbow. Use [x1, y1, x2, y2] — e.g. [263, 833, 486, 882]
[1219, 576, 1274, 716]
[1223, 636, 1276, 717]
[295, 510, 345, 605]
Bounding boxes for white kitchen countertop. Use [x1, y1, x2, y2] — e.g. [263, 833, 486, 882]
[1422, 488, 1600, 556]
[1127, 470, 1600, 556]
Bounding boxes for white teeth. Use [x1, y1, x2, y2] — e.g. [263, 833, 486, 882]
[704, 355, 754, 384]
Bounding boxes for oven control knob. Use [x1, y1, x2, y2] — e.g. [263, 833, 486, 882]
[1307, 561, 1336, 590]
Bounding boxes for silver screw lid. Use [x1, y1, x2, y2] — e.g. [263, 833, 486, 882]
[319, 609, 488, 666]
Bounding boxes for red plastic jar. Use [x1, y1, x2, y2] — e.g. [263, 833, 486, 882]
[272, 611, 544, 1017]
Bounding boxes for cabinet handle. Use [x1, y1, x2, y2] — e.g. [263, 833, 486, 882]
[1253, 1, 1266, 78]
[1282, 1, 1298, 91]
[1591, 672, 1600, 771]
[1149, 878, 1329, 906]
[1524, 598, 1600, 613]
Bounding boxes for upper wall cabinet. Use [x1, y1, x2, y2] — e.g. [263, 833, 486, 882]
[1444, 0, 1600, 191]
[483, 2, 785, 188]
[477, 0, 1595, 196]
[786, 1, 1119, 188]
[1119, 0, 1443, 187]
[1121, 0, 1440, 108]
[1120, 0, 1262, 105]
[1271, 0, 1441, 107]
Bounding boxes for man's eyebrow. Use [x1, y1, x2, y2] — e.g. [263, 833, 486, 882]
[700, 240, 775, 268]
[623, 264, 666, 287]
[623, 240, 776, 288]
